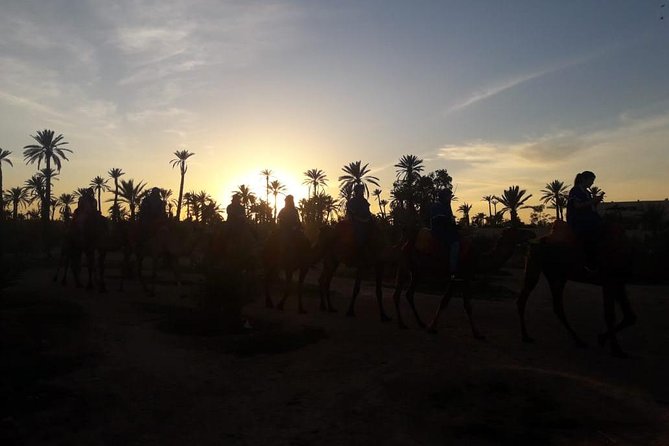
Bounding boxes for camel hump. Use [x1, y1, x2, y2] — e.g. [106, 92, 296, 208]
[545, 220, 577, 245]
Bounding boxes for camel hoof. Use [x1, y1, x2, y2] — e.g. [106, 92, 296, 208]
[474, 333, 486, 341]
[522, 335, 534, 344]
[328, 307, 337, 313]
[265, 300, 274, 309]
[380, 314, 391, 323]
[427, 327, 438, 335]
[320, 304, 327, 312]
[298, 309, 307, 314]
[346, 310, 355, 317]
[398, 322, 408, 330]
[416, 320, 426, 329]
[277, 304, 285, 311]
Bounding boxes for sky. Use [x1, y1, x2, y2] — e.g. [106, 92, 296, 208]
[1, 0, 668, 219]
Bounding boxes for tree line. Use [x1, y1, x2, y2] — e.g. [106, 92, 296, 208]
[0, 128, 581, 228]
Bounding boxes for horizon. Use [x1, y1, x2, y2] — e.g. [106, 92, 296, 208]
[2, 1, 669, 219]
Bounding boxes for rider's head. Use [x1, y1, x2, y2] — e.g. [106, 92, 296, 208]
[438, 188, 453, 202]
[232, 193, 241, 204]
[353, 184, 365, 197]
[575, 171, 596, 187]
[86, 187, 94, 196]
[285, 195, 295, 207]
[151, 187, 161, 196]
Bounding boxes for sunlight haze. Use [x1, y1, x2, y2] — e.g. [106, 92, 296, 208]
[1, 0, 668, 218]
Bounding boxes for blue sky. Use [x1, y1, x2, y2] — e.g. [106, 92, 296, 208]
[1, 0, 668, 216]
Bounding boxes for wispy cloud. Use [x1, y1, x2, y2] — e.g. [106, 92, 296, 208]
[446, 50, 609, 114]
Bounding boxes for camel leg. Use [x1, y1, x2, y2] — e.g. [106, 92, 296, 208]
[375, 263, 391, 322]
[85, 249, 95, 290]
[297, 266, 308, 314]
[392, 268, 408, 329]
[598, 284, 636, 347]
[97, 250, 107, 293]
[71, 250, 83, 288]
[264, 267, 275, 308]
[600, 283, 633, 357]
[346, 268, 362, 317]
[319, 259, 338, 313]
[405, 270, 426, 328]
[427, 280, 455, 334]
[548, 276, 586, 347]
[318, 266, 329, 311]
[462, 279, 484, 340]
[517, 254, 542, 343]
[277, 269, 293, 311]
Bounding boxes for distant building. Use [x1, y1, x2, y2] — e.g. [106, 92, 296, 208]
[600, 199, 669, 229]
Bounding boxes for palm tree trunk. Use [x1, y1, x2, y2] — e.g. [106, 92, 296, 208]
[43, 158, 51, 222]
[97, 188, 102, 213]
[176, 168, 185, 221]
[487, 201, 492, 224]
[13, 201, 18, 220]
[113, 179, 119, 222]
[273, 194, 278, 222]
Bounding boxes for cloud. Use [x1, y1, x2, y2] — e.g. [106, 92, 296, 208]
[446, 49, 612, 114]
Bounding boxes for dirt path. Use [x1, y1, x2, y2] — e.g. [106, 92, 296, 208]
[2, 266, 668, 445]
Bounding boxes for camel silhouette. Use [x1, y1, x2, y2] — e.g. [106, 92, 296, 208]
[517, 220, 636, 357]
[316, 220, 392, 321]
[394, 227, 535, 338]
[262, 229, 315, 313]
[54, 213, 110, 292]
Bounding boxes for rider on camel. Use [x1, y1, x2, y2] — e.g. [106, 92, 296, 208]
[430, 188, 460, 276]
[138, 187, 167, 234]
[566, 170, 604, 270]
[277, 195, 301, 233]
[226, 193, 247, 230]
[345, 184, 373, 250]
[72, 188, 98, 234]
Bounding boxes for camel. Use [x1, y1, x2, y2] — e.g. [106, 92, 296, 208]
[316, 220, 392, 321]
[262, 229, 315, 313]
[517, 220, 636, 357]
[54, 214, 110, 292]
[120, 220, 193, 296]
[394, 227, 535, 337]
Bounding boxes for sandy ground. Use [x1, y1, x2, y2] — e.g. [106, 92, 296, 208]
[1, 260, 668, 445]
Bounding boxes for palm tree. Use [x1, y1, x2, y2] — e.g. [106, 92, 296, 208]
[117, 179, 146, 220]
[56, 193, 75, 221]
[108, 168, 125, 221]
[303, 168, 328, 198]
[338, 161, 380, 197]
[183, 192, 194, 220]
[4, 187, 29, 220]
[394, 154, 424, 184]
[90, 175, 109, 212]
[235, 185, 256, 218]
[495, 185, 533, 227]
[0, 149, 13, 220]
[457, 202, 473, 226]
[372, 188, 384, 217]
[379, 199, 388, 220]
[540, 180, 568, 221]
[268, 180, 286, 221]
[260, 169, 272, 205]
[589, 186, 604, 198]
[24, 175, 46, 211]
[482, 195, 494, 224]
[170, 149, 195, 221]
[23, 129, 72, 221]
